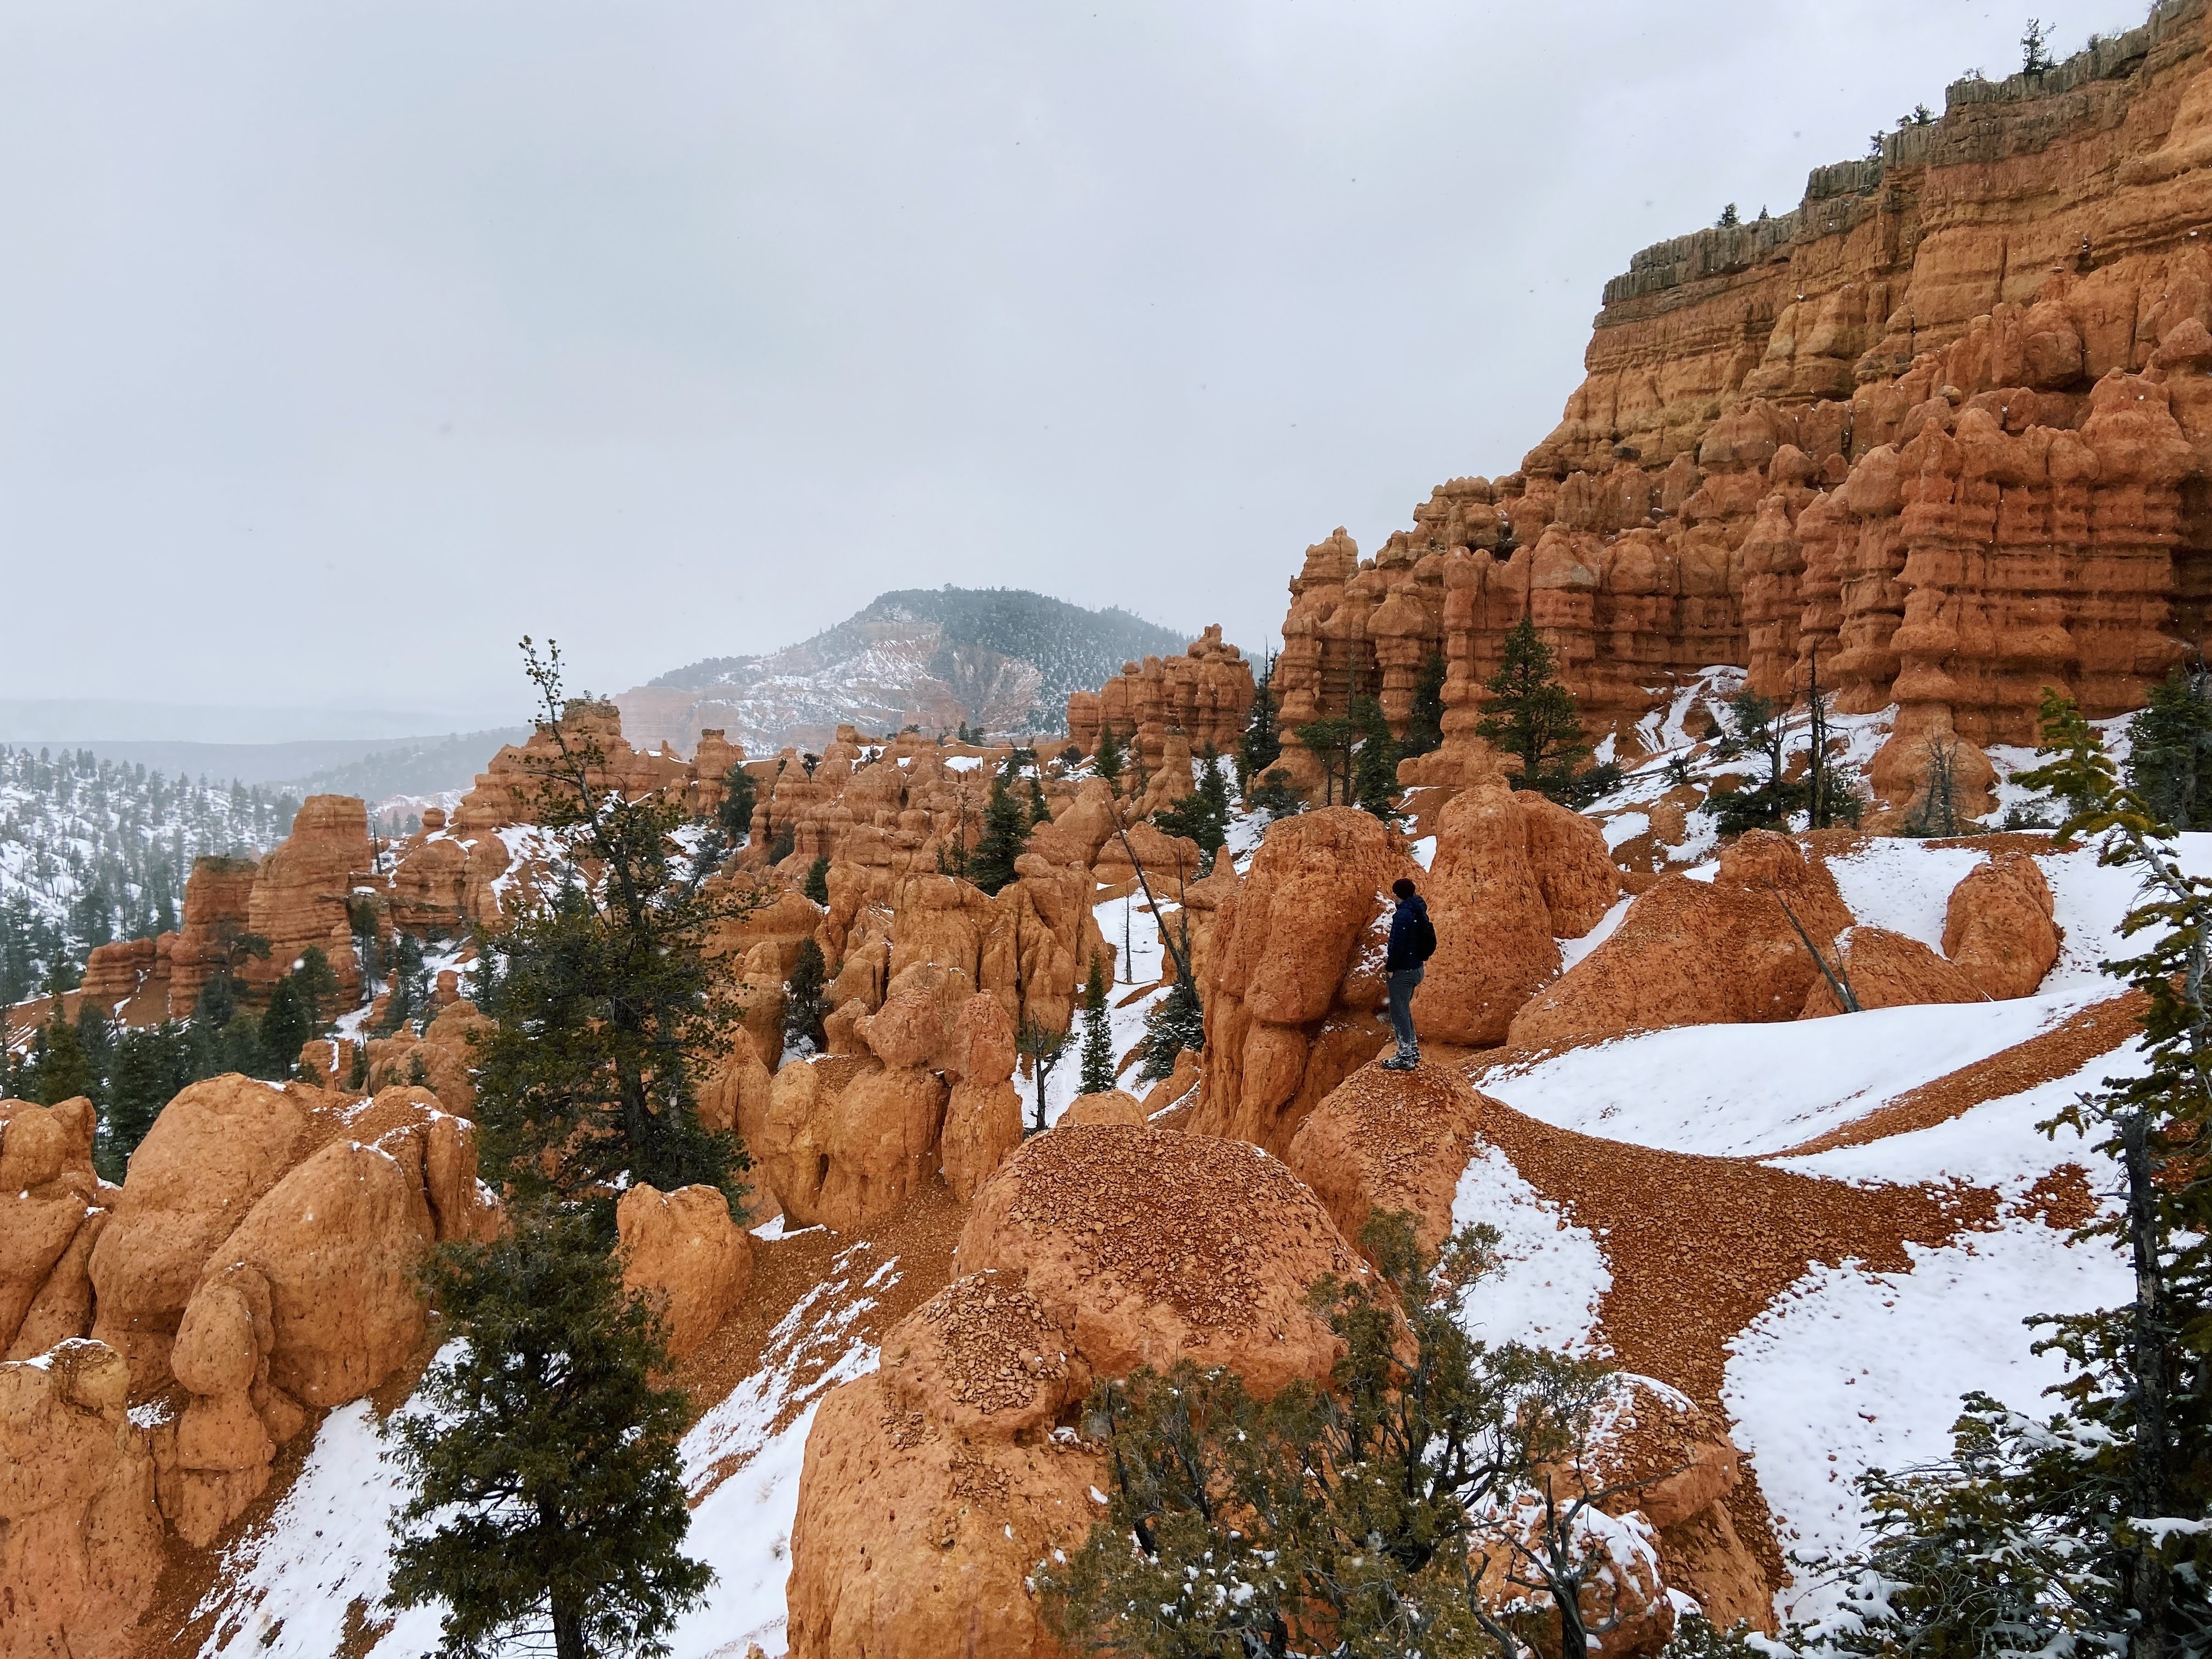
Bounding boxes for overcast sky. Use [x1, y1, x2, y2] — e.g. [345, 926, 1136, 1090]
[0, 0, 2143, 734]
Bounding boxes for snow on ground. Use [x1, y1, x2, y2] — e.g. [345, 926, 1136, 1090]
[1030, 885, 1176, 1127]
[1729, 1210, 2127, 1626]
[1472, 990, 2101, 1158]
[201, 1237, 897, 1659]
[1819, 838, 1988, 950]
[1449, 1147, 1612, 1356]
[1728, 1040, 2133, 1627]
[191, 1396, 449, 1658]
[1558, 896, 1629, 974]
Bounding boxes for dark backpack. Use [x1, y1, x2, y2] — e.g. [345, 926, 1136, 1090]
[1414, 910, 1437, 962]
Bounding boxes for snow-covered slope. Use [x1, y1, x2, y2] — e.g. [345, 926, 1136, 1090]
[0, 745, 299, 1004]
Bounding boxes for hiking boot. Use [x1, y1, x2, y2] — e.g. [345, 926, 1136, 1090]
[1380, 1052, 1417, 1072]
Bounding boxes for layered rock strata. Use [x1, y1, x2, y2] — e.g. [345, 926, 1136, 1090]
[1267, 3, 2212, 805]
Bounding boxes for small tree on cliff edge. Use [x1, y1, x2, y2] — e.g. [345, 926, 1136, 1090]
[1475, 618, 1589, 796]
[385, 1206, 712, 1659]
[784, 937, 830, 1056]
[470, 639, 748, 1221]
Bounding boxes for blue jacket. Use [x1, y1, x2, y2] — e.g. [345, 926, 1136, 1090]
[1385, 894, 1431, 974]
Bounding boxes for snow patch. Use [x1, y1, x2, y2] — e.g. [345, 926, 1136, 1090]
[1449, 1147, 1611, 1355]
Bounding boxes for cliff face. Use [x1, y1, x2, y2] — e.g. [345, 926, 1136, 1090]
[1271, 0, 2212, 797]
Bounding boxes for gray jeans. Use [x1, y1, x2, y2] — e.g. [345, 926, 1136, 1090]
[1387, 967, 1423, 1055]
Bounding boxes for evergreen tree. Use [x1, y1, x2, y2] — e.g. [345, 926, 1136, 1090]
[1077, 954, 1115, 1097]
[1291, 717, 1357, 807]
[1039, 1213, 1657, 1659]
[469, 641, 747, 1218]
[219, 1010, 268, 1078]
[767, 823, 796, 865]
[24, 1004, 94, 1105]
[783, 937, 830, 1056]
[967, 773, 1032, 897]
[385, 1206, 713, 1659]
[717, 765, 757, 846]
[1245, 768, 1304, 821]
[99, 1022, 193, 1182]
[1153, 751, 1230, 873]
[1027, 775, 1052, 830]
[1138, 973, 1204, 1084]
[1093, 723, 1125, 786]
[1404, 649, 1448, 757]
[801, 855, 831, 906]
[1238, 654, 1282, 795]
[71, 1001, 114, 1103]
[1350, 695, 1404, 824]
[1702, 690, 1810, 835]
[2124, 665, 2212, 831]
[257, 974, 315, 1080]
[1826, 693, 2212, 1659]
[1474, 618, 1590, 796]
[291, 945, 340, 1028]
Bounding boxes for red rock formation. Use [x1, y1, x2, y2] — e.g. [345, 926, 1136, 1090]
[786, 1126, 1369, 1659]
[237, 796, 372, 1003]
[0, 1338, 163, 1658]
[1508, 831, 1855, 1047]
[1944, 849, 2062, 997]
[1190, 808, 1421, 1153]
[1261, 11, 2212, 793]
[1, 1096, 108, 1361]
[163, 855, 259, 1020]
[1797, 926, 1983, 1018]
[616, 1183, 753, 1358]
[1065, 624, 1255, 768]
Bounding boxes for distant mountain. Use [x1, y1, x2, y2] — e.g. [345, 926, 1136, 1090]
[276, 729, 531, 809]
[621, 588, 1190, 755]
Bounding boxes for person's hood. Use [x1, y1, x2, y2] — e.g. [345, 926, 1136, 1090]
[1398, 894, 1428, 917]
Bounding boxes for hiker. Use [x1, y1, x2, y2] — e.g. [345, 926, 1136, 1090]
[1381, 876, 1435, 1071]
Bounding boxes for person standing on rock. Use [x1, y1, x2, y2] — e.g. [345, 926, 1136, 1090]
[1381, 877, 1435, 1071]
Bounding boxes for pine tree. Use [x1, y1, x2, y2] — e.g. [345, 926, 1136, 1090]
[1153, 751, 1230, 873]
[99, 1022, 193, 1182]
[1291, 717, 1357, 807]
[385, 1207, 713, 1659]
[1028, 775, 1052, 830]
[1138, 972, 1204, 1084]
[1474, 618, 1589, 796]
[1077, 954, 1115, 1097]
[1093, 724, 1125, 786]
[801, 855, 831, 906]
[1039, 1213, 1658, 1659]
[1350, 696, 1403, 824]
[1016, 1015, 1070, 1133]
[469, 641, 748, 1217]
[1827, 693, 2212, 1659]
[967, 773, 1032, 897]
[1404, 650, 1448, 757]
[1702, 690, 1809, 835]
[25, 1005, 93, 1105]
[1238, 654, 1282, 796]
[257, 974, 314, 1080]
[2124, 665, 2212, 831]
[784, 937, 830, 1056]
[717, 765, 757, 846]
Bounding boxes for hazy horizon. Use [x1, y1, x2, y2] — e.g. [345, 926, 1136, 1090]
[2, 0, 2144, 737]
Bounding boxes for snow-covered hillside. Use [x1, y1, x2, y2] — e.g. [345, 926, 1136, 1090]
[620, 588, 1190, 756]
[0, 745, 300, 1004]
